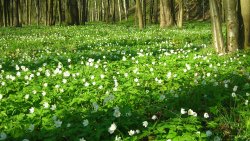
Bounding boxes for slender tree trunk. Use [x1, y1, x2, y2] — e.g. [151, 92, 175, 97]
[240, 0, 250, 49]
[136, 0, 144, 29]
[123, 0, 128, 21]
[3, 0, 8, 27]
[118, 0, 122, 22]
[154, 0, 159, 24]
[82, 0, 87, 24]
[58, 0, 62, 25]
[209, 0, 225, 53]
[35, 0, 40, 25]
[177, 0, 183, 28]
[225, 0, 239, 52]
[45, 0, 48, 25]
[14, 0, 21, 27]
[11, 0, 14, 26]
[112, 0, 116, 23]
[28, 0, 31, 24]
[0, 0, 3, 26]
[143, 0, 146, 26]
[149, 0, 153, 24]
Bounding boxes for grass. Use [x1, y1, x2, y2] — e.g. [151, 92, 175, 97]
[0, 22, 249, 141]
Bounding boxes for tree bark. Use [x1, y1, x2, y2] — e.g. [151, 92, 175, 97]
[209, 0, 225, 53]
[35, 0, 40, 25]
[123, 0, 128, 21]
[14, 0, 21, 27]
[136, 0, 144, 29]
[0, 0, 3, 26]
[225, 0, 239, 52]
[240, 0, 250, 49]
[160, 0, 174, 28]
[177, 0, 183, 28]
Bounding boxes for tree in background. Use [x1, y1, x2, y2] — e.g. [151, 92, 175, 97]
[136, 0, 144, 29]
[209, 0, 224, 53]
[159, 0, 174, 28]
[177, 0, 183, 28]
[240, 0, 250, 49]
[224, 0, 239, 52]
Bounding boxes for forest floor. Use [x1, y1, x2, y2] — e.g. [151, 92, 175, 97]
[0, 22, 249, 141]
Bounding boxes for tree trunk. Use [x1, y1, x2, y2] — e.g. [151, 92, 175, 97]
[112, 0, 116, 23]
[154, 0, 159, 24]
[240, 0, 250, 49]
[28, 0, 31, 24]
[0, 0, 3, 26]
[225, 0, 239, 52]
[143, 0, 146, 26]
[160, 0, 174, 28]
[81, 0, 87, 24]
[35, 0, 40, 25]
[209, 0, 225, 53]
[45, 0, 48, 25]
[58, 0, 62, 25]
[118, 0, 122, 22]
[123, 0, 128, 21]
[14, 0, 21, 27]
[177, 0, 183, 28]
[136, 0, 144, 29]
[66, 0, 79, 25]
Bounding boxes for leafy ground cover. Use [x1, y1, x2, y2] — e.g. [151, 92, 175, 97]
[0, 22, 249, 141]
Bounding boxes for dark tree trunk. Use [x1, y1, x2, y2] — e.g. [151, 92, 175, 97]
[14, 0, 21, 27]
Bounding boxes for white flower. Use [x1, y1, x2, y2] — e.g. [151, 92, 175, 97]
[128, 130, 135, 136]
[28, 124, 34, 132]
[152, 115, 157, 120]
[232, 92, 236, 97]
[83, 119, 89, 127]
[134, 78, 139, 83]
[42, 91, 46, 96]
[166, 139, 172, 141]
[43, 83, 48, 87]
[67, 123, 71, 127]
[22, 139, 29, 141]
[54, 120, 62, 128]
[63, 71, 70, 77]
[62, 79, 67, 84]
[207, 73, 211, 77]
[25, 94, 29, 99]
[0, 132, 7, 140]
[84, 82, 89, 87]
[79, 138, 86, 141]
[0, 94, 2, 100]
[100, 74, 105, 79]
[108, 123, 117, 134]
[166, 72, 172, 79]
[206, 130, 212, 137]
[233, 86, 238, 92]
[115, 135, 122, 141]
[43, 102, 49, 109]
[181, 108, 187, 114]
[245, 100, 248, 105]
[136, 129, 140, 134]
[124, 73, 128, 77]
[204, 113, 209, 118]
[188, 109, 194, 116]
[113, 107, 121, 117]
[50, 104, 56, 111]
[29, 107, 35, 114]
[142, 121, 148, 127]
[185, 64, 191, 70]
[246, 93, 250, 96]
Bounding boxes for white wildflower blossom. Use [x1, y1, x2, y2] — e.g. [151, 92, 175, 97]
[204, 113, 209, 118]
[142, 121, 148, 127]
[181, 108, 187, 114]
[108, 123, 117, 134]
[83, 119, 89, 127]
[128, 130, 135, 136]
[152, 115, 157, 120]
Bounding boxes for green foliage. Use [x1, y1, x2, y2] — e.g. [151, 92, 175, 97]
[0, 22, 249, 140]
